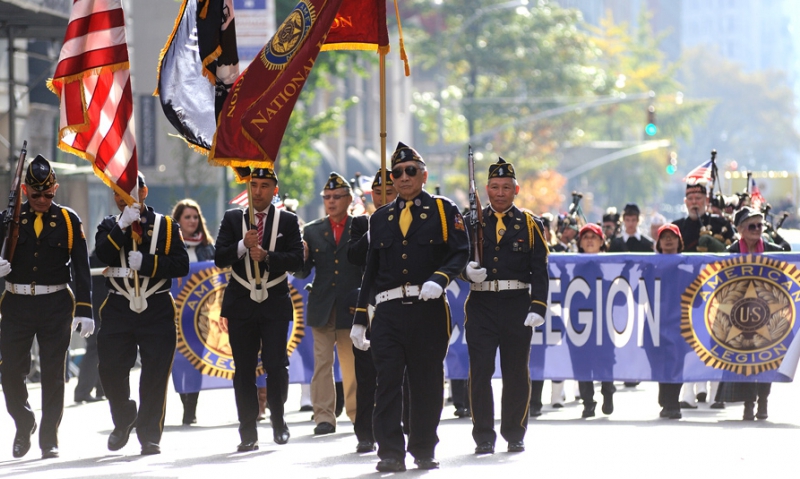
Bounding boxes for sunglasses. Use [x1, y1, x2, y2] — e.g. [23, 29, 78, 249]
[747, 223, 764, 231]
[30, 192, 55, 200]
[391, 166, 419, 178]
[322, 194, 348, 201]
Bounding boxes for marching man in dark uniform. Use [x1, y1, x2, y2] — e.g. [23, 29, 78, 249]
[608, 203, 654, 252]
[215, 168, 304, 452]
[347, 169, 397, 453]
[463, 158, 549, 455]
[350, 142, 469, 472]
[0, 155, 93, 459]
[95, 173, 189, 455]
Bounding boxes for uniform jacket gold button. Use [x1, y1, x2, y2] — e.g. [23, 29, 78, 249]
[495, 246, 500, 251]
[402, 254, 407, 259]
[494, 257, 499, 262]
[402, 240, 408, 245]
[492, 268, 498, 273]
[33, 266, 38, 272]
[403, 269, 408, 274]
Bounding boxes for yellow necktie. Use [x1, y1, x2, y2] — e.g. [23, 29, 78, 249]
[495, 212, 506, 243]
[34, 212, 43, 237]
[399, 201, 413, 237]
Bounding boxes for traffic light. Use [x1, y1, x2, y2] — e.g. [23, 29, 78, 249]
[666, 151, 677, 175]
[645, 105, 657, 136]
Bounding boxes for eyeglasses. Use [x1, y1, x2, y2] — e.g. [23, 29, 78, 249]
[322, 194, 348, 201]
[747, 223, 764, 231]
[391, 166, 419, 178]
[29, 192, 55, 200]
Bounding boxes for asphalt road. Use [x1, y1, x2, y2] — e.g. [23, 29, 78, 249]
[0, 373, 797, 478]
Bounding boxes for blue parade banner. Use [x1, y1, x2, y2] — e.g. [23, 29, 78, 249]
[171, 253, 800, 392]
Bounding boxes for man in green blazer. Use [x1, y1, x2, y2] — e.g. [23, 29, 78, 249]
[295, 172, 364, 435]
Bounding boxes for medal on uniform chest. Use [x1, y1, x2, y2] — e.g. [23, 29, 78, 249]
[499, 228, 505, 236]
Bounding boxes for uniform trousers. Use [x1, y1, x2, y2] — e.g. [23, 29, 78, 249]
[311, 310, 357, 425]
[658, 383, 682, 410]
[0, 290, 72, 449]
[227, 297, 290, 442]
[98, 293, 177, 445]
[352, 345, 376, 443]
[371, 296, 450, 461]
[465, 291, 532, 445]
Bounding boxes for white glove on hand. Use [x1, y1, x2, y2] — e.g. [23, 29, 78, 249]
[0, 258, 11, 278]
[128, 250, 143, 271]
[350, 324, 370, 351]
[419, 281, 444, 301]
[118, 203, 141, 229]
[465, 261, 487, 283]
[524, 312, 545, 328]
[72, 317, 95, 338]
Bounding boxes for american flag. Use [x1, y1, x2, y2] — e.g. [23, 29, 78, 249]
[683, 160, 713, 185]
[749, 176, 766, 210]
[48, 0, 139, 203]
[230, 191, 284, 210]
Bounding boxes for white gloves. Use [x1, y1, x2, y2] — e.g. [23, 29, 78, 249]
[350, 324, 370, 351]
[524, 312, 545, 328]
[128, 251, 143, 271]
[419, 281, 444, 301]
[465, 261, 487, 283]
[0, 258, 11, 278]
[72, 317, 95, 338]
[118, 203, 141, 229]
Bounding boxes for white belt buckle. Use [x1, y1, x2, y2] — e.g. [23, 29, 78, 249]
[29, 282, 37, 296]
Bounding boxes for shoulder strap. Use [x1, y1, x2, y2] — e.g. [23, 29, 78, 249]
[435, 198, 448, 243]
[60, 208, 73, 253]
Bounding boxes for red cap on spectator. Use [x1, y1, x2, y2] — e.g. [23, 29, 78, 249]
[656, 224, 684, 253]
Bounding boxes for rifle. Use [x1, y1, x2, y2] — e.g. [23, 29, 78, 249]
[467, 145, 483, 265]
[1, 141, 27, 262]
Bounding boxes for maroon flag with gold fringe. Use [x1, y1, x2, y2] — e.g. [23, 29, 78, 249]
[209, 0, 344, 169]
[322, 0, 389, 52]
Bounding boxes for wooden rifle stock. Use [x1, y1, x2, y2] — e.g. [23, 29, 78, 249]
[467, 145, 483, 265]
[1, 141, 27, 262]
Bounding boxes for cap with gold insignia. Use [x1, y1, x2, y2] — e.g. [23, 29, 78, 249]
[488, 157, 515, 180]
[390, 141, 425, 167]
[372, 169, 394, 189]
[252, 168, 278, 183]
[25, 154, 57, 191]
[323, 172, 350, 191]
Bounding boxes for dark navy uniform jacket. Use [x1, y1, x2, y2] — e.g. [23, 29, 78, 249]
[673, 213, 734, 252]
[465, 205, 550, 317]
[0, 202, 92, 318]
[353, 190, 469, 327]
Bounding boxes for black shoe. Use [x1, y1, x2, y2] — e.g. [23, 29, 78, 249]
[756, 401, 768, 420]
[679, 401, 698, 409]
[182, 417, 197, 426]
[710, 401, 726, 409]
[601, 394, 614, 415]
[356, 440, 376, 453]
[743, 402, 755, 421]
[299, 405, 313, 412]
[474, 442, 494, 455]
[272, 422, 290, 445]
[74, 394, 102, 404]
[530, 406, 542, 417]
[581, 401, 596, 418]
[507, 441, 525, 453]
[313, 422, 336, 435]
[141, 442, 161, 455]
[108, 415, 137, 451]
[696, 392, 707, 403]
[623, 382, 639, 388]
[453, 407, 470, 418]
[376, 458, 406, 472]
[41, 446, 59, 459]
[236, 440, 259, 452]
[12, 422, 36, 458]
[414, 457, 440, 470]
[660, 408, 681, 419]
[552, 402, 564, 409]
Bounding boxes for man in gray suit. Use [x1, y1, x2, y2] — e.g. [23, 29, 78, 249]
[295, 172, 363, 435]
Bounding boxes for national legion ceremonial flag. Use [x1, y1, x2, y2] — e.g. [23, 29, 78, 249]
[683, 159, 714, 186]
[209, 0, 346, 170]
[321, 0, 389, 53]
[48, 0, 139, 203]
[156, 0, 240, 153]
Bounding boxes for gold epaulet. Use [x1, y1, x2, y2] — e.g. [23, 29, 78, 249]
[435, 198, 448, 242]
[60, 208, 73, 253]
[526, 211, 548, 256]
[164, 216, 173, 255]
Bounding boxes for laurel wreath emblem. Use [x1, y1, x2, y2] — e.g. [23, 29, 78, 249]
[709, 280, 790, 350]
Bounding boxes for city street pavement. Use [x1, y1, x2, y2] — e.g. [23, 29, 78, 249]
[0, 373, 798, 478]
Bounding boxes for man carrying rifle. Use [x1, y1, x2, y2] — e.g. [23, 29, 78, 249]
[462, 157, 549, 455]
[0, 155, 94, 459]
[350, 142, 469, 472]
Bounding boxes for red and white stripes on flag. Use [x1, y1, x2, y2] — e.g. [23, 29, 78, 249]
[229, 191, 284, 210]
[48, 0, 139, 203]
[683, 160, 713, 186]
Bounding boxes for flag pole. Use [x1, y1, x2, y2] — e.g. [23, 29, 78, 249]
[379, 50, 387, 204]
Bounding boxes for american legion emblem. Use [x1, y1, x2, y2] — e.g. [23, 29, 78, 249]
[681, 254, 799, 375]
[175, 266, 306, 379]
[261, 0, 316, 69]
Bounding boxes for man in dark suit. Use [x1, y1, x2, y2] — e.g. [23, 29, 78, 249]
[295, 172, 363, 436]
[214, 168, 304, 452]
[608, 203, 654, 252]
[95, 172, 189, 456]
[463, 158, 549, 455]
[0, 155, 94, 459]
[350, 142, 469, 472]
[347, 169, 397, 453]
